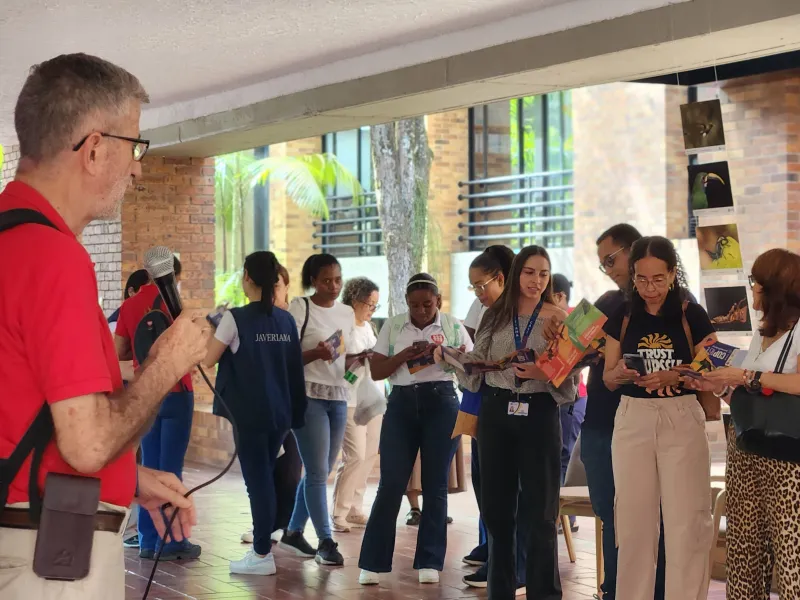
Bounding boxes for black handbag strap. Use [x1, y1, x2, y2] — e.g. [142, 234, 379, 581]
[0, 209, 60, 522]
[775, 326, 797, 375]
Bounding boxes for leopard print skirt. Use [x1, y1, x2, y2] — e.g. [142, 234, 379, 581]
[726, 425, 800, 599]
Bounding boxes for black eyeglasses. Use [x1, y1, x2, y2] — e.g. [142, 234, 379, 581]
[599, 247, 626, 274]
[73, 132, 150, 162]
[748, 274, 757, 288]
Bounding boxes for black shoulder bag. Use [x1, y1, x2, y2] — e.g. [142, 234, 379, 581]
[730, 326, 800, 463]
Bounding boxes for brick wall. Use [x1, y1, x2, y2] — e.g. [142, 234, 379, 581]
[427, 110, 469, 312]
[83, 220, 122, 314]
[0, 144, 19, 191]
[572, 83, 675, 302]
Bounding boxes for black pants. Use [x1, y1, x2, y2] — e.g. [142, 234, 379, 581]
[273, 430, 302, 532]
[237, 428, 286, 555]
[478, 388, 562, 600]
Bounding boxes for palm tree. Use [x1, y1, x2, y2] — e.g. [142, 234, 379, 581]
[249, 152, 364, 220]
[215, 151, 255, 272]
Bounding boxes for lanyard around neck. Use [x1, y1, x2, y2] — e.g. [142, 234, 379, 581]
[513, 298, 544, 350]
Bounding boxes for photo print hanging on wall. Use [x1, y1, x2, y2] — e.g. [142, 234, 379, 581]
[680, 98, 726, 154]
[688, 161, 734, 216]
[704, 284, 752, 333]
[695, 223, 744, 275]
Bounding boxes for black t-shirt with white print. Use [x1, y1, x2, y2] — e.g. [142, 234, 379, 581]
[605, 301, 715, 399]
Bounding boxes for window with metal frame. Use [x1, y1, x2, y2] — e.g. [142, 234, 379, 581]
[461, 92, 574, 251]
[314, 127, 382, 257]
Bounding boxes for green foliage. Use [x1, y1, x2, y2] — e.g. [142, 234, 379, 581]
[215, 269, 247, 307]
[250, 152, 365, 220]
[215, 152, 256, 273]
[0, 144, 4, 172]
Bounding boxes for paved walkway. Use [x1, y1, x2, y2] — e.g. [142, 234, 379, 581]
[124, 462, 733, 600]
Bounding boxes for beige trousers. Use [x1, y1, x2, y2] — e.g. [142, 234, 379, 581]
[332, 408, 382, 519]
[0, 504, 128, 600]
[612, 394, 712, 600]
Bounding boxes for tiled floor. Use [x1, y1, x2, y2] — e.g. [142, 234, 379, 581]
[125, 462, 732, 600]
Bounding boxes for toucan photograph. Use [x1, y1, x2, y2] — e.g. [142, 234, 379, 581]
[687, 160, 734, 213]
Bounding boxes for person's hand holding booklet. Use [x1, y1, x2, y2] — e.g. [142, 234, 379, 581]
[439, 346, 536, 376]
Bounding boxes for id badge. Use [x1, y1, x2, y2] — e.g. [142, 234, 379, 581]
[507, 402, 530, 416]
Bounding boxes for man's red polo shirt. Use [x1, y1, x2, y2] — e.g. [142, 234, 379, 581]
[0, 182, 136, 506]
[115, 283, 194, 393]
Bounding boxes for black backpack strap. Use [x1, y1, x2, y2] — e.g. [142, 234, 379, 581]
[0, 208, 57, 233]
[300, 297, 310, 341]
[0, 210, 59, 521]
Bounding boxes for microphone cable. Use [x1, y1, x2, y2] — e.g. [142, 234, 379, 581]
[141, 365, 240, 600]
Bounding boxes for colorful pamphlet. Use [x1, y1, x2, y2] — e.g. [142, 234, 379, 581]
[325, 329, 344, 363]
[441, 346, 536, 376]
[535, 299, 608, 387]
[703, 340, 747, 368]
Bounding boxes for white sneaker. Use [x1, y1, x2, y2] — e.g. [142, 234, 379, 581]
[241, 529, 254, 544]
[331, 517, 351, 533]
[359, 569, 380, 585]
[229, 550, 276, 576]
[419, 568, 439, 584]
[270, 529, 283, 544]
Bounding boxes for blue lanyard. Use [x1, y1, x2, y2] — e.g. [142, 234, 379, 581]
[513, 298, 544, 350]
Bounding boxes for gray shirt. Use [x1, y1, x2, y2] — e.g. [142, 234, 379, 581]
[455, 313, 579, 406]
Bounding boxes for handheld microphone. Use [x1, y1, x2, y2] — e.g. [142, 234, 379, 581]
[143, 246, 182, 319]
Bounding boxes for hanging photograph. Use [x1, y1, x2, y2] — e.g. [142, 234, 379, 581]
[704, 284, 752, 333]
[688, 161, 734, 216]
[695, 223, 744, 274]
[680, 99, 726, 153]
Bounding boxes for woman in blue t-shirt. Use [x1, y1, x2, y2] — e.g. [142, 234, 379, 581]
[603, 236, 717, 600]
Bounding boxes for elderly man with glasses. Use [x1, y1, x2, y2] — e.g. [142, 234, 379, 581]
[0, 53, 207, 600]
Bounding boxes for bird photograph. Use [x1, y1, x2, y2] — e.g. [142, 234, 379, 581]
[680, 98, 726, 151]
[696, 224, 744, 271]
[704, 286, 752, 333]
[688, 161, 733, 212]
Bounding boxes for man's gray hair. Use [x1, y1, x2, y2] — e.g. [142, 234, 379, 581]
[14, 53, 149, 162]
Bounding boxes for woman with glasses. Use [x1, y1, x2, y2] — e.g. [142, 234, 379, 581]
[694, 249, 800, 599]
[331, 277, 384, 533]
[460, 245, 523, 591]
[603, 236, 716, 600]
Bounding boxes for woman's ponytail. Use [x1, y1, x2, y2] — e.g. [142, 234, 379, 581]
[243, 251, 279, 314]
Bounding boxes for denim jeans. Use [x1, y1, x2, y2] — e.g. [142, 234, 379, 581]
[138, 391, 194, 551]
[288, 398, 348, 540]
[581, 426, 666, 600]
[237, 429, 286, 555]
[359, 381, 459, 572]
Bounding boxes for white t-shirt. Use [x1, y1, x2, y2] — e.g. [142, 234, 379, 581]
[215, 310, 241, 353]
[347, 321, 380, 407]
[288, 297, 356, 396]
[464, 298, 487, 331]
[373, 311, 474, 386]
[742, 327, 800, 374]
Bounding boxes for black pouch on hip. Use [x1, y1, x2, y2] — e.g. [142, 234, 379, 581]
[33, 472, 101, 581]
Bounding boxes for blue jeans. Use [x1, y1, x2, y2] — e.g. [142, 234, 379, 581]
[359, 382, 459, 572]
[138, 391, 194, 551]
[288, 398, 348, 540]
[581, 426, 666, 600]
[237, 429, 286, 555]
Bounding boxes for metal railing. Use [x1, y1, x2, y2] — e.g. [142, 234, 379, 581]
[312, 192, 383, 256]
[458, 170, 574, 250]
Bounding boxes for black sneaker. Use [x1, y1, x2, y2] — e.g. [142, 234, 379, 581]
[315, 538, 344, 566]
[123, 534, 140, 549]
[463, 566, 488, 588]
[462, 545, 488, 566]
[279, 531, 316, 558]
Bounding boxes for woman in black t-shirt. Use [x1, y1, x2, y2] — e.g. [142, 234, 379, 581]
[602, 236, 717, 600]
